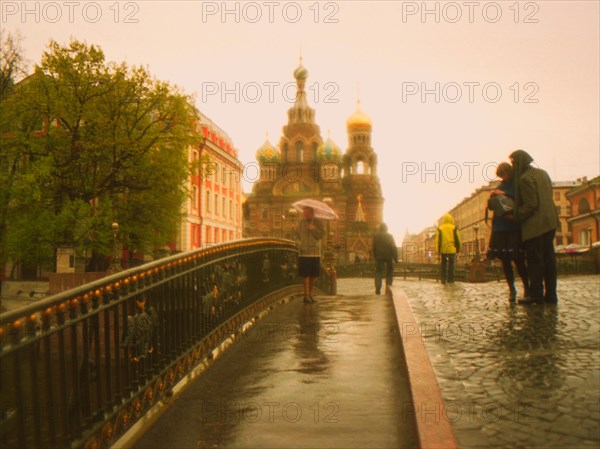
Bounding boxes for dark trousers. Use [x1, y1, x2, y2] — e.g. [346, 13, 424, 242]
[375, 258, 394, 293]
[440, 254, 455, 284]
[524, 229, 557, 301]
[501, 256, 529, 293]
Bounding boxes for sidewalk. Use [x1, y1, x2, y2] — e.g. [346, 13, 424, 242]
[132, 292, 418, 449]
[398, 275, 600, 448]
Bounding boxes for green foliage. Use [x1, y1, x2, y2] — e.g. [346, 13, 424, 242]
[1, 38, 201, 273]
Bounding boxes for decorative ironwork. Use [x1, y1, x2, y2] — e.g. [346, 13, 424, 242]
[0, 238, 335, 449]
[121, 297, 158, 362]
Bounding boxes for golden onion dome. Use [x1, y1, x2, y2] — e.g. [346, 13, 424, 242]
[346, 100, 372, 128]
[293, 58, 308, 81]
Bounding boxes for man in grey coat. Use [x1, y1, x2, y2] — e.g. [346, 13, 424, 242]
[510, 150, 559, 304]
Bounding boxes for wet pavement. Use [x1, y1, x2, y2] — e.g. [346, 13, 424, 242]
[396, 275, 600, 449]
[132, 292, 418, 449]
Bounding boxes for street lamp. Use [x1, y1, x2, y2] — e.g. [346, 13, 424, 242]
[473, 224, 480, 262]
[322, 197, 335, 267]
[108, 222, 122, 273]
[427, 231, 435, 263]
[287, 207, 298, 239]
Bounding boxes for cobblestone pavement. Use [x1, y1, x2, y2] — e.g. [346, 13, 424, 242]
[338, 275, 600, 449]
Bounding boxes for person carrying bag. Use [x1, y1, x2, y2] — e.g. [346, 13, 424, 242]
[486, 162, 529, 302]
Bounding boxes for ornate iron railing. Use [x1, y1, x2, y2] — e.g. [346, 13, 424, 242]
[0, 238, 334, 449]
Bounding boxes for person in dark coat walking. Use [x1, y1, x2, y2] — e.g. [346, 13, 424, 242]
[510, 150, 559, 304]
[487, 162, 529, 302]
[372, 223, 398, 294]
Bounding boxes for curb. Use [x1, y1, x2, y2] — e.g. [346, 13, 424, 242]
[390, 285, 458, 449]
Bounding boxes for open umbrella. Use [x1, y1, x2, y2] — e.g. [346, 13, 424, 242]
[565, 243, 589, 254]
[555, 244, 566, 254]
[292, 199, 339, 220]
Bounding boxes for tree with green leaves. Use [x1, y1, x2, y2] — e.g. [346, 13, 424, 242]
[1, 38, 202, 275]
[0, 30, 35, 279]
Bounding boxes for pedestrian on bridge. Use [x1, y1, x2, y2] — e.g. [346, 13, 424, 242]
[436, 213, 462, 284]
[372, 223, 398, 294]
[510, 149, 559, 304]
[295, 206, 325, 304]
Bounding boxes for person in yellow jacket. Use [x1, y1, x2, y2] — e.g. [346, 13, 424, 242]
[435, 213, 462, 284]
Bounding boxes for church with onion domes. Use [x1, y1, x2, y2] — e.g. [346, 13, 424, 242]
[244, 60, 384, 263]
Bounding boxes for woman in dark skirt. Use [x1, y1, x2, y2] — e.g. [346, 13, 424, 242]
[487, 163, 529, 302]
[295, 206, 324, 304]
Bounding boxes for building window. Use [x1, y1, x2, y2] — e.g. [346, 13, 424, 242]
[356, 160, 365, 175]
[579, 228, 591, 246]
[556, 237, 563, 246]
[222, 197, 226, 217]
[229, 200, 233, 220]
[206, 190, 211, 212]
[192, 186, 198, 210]
[556, 205, 561, 216]
[296, 141, 304, 162]
[579, 198, 591, 214]
[215, 193, 219, 215]
[554, 191, 560, 201]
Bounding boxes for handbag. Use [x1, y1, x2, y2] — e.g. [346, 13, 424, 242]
[487, 194, 514, 217]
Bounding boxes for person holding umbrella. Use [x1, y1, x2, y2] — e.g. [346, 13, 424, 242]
[294, 206, 325, 303]
[292, 199, 338, 304]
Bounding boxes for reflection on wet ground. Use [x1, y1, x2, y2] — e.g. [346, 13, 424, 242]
[133, 289, 418, 449]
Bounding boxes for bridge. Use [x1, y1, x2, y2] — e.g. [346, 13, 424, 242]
[0, 238, 456, 449]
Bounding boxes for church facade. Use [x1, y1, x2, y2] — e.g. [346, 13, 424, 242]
[244, 61, 384, 263]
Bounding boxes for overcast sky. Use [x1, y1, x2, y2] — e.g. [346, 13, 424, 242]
[4, 0, 599, 243]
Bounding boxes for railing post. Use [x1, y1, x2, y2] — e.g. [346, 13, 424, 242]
[328, 266, 337, 295]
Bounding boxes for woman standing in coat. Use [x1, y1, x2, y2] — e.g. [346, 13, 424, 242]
[487, 162, 529, 302]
